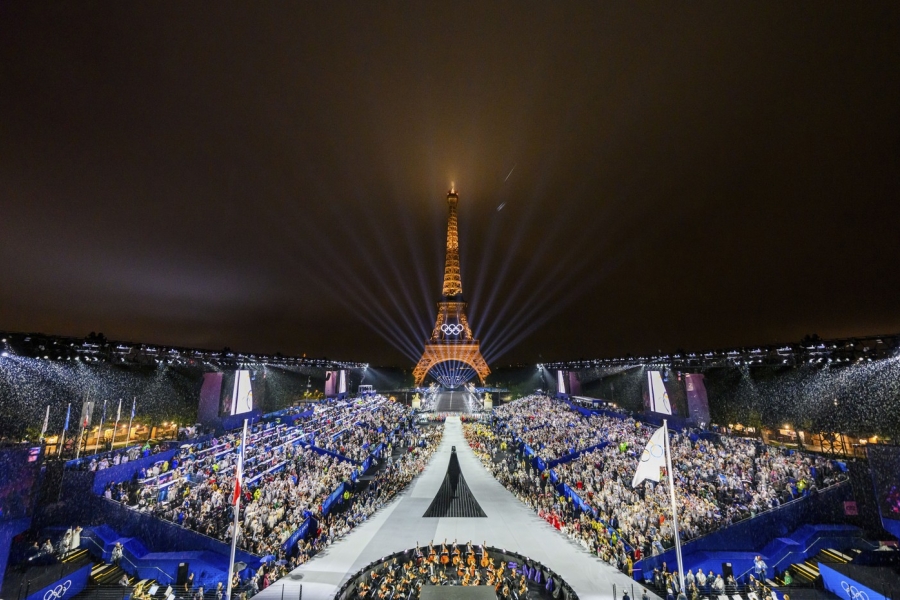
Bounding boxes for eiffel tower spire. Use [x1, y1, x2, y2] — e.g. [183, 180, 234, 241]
[442, 184, 463, 298]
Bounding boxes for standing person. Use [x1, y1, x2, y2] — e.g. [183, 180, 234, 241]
[754, 556, 768, 579]
[185, 572, 195, 593]
[111, 542, 123, 566]
[70, 526, 82, 554]
[60, 528, 73, 558]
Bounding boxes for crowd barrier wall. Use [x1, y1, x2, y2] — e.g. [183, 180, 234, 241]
[300, 443, 360, 465]
[634, 482, 852, 581]
[281, 517, 314, 553]
[24, 562, 92, 600]
[222, 410, 263, 432]
[0, 517, 31, 593]
[548, 441, 610, 468]
[91, 448, 180, 495]
[89, 498, 260, 566]
[322, 482, 348, 516]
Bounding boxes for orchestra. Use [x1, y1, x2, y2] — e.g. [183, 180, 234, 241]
[352, 542, 534, 600]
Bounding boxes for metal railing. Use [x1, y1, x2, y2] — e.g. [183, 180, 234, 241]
[736, 532, 878, 581]
[81, 532, 177, 585]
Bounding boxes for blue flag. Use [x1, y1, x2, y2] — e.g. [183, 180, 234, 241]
[64, 403, 71, 432]
[131, 398, 136, 419]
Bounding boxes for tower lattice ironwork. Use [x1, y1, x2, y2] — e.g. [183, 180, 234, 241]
[413, 186, 490, 388]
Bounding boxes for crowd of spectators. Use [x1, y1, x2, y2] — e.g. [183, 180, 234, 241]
[468, 394, 848, 581]
[314, 402, 409, 462]
[105, 398, 415, 557]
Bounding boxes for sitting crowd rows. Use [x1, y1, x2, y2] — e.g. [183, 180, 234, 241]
[104, 398, 414, 557]
[467, 395, 847, 577]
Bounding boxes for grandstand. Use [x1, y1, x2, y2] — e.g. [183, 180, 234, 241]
[2, 339, 899, 600]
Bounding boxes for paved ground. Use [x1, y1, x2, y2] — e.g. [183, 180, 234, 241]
[260, 417, 653, 600]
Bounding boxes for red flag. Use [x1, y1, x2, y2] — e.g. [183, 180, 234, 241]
[232, 450, 242, 505]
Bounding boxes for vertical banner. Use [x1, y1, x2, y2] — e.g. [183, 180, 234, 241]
[40, 405, 50, 439]
[197, 372, 224, 428]
[684, 373, 710, 426]
[80, 401, 96, 428]
[231, 370, 254, 415]
[567, 372, 582, 396]
[647, 371, 672, 415]
[556, 370, 567, 395]
[325, 371, 337, 397]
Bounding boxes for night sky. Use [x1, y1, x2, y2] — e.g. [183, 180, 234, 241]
[2, 3, 899, 368]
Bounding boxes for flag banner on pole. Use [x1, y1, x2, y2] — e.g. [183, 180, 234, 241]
[101, 399, 107, 422]
[631, 425, 668, 488]
[81, 401, 95, 428]
[41, 405, 50, 437]
[116, 399, 122, 421]
[232, 441, 243, 505]
[131, 398, 136, 419]
[64, 403, 71, 432]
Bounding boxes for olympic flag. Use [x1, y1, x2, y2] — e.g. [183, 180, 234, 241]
[631, 421, 686, 593]
[631, 425, 668, 488]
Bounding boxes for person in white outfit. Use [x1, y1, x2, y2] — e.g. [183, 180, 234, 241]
[70, 526, 82, 554]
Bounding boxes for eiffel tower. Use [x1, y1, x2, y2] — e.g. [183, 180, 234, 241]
[412, 186, 490, 388]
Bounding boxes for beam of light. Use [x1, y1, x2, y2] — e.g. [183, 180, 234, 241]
[477, 198, 648, 363]
[259, 183, 436, 363]
[273, 225, 427, 360]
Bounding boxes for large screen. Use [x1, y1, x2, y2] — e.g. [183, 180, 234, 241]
[325, 370, 347, 397]
[220, 370, 258, 416]
[556, 371, 582, 395]
[647, 370, 672, 415]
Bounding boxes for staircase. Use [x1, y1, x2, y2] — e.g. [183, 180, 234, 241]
[778, 548, 853, 587]
[91, 562, 133, 586]
[63, 548, 91, 564]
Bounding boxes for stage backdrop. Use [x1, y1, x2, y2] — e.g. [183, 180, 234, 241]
[684, 373, 711, 425]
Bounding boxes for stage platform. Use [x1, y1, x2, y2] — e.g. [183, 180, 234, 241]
[259, 417, 653, 600]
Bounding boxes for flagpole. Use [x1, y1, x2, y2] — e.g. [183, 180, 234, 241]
[40, 405, 50, 442]
[226, 419, 248, 600]
[97, 399, 107, 454]
[111, 399, 122, 451]
[58, 403, 71, 457]
[76, 397, 89, 460]
[662, 419, 686, 593]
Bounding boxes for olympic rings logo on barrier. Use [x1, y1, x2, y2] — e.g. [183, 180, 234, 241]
[841, 581, 868, 600]
[441, 324, 464, 336]
[44, 580, 73, 600]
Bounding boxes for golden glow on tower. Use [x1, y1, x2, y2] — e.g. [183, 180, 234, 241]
[442, 187, 463, 297]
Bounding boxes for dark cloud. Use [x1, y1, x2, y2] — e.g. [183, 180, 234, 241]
[2, 3, 899, 367]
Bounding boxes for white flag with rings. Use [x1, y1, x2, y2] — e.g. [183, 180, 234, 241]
[631, 425, 668, 488]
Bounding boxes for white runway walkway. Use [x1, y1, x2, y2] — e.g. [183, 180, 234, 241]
[259, 417, 652, 600]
